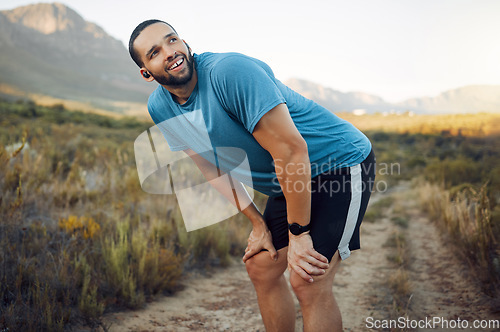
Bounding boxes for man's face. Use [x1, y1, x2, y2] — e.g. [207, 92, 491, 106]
[134, 23, 195, 86]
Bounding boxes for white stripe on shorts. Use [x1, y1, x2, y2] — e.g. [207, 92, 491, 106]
[338, 163, 362, 260]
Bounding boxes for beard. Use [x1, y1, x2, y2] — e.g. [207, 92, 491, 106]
[151, 52, 195, 86]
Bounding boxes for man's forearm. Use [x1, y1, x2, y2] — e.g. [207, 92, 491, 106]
[274, 150, 311, 226]
[193, 160, 266, 228]
[207, 173, 265, 224]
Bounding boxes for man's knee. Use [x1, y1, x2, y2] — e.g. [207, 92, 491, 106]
[289, 271, 330, 304]
[245, 249, 287, 284]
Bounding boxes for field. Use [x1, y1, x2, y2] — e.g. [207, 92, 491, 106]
[1, 99, 499, 330]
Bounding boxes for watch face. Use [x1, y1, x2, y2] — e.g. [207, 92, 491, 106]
[289, 223, 301, 235]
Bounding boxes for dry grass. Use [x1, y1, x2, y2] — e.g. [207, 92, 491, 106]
[0, 100, 252, 330]
[375, 191, 414, 331]
[417, 181, 499, 298]
[339, 112, 500, 137]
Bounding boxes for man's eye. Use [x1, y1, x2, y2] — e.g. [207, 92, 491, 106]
[150, 50, 158, 58]
[169, 37, 177, 43]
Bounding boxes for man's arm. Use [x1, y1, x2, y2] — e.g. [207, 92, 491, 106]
[252, 103, 329, 282]
[183, 148, 278, 261]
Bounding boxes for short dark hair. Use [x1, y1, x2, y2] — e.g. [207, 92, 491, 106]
[128, 19, 178, 67]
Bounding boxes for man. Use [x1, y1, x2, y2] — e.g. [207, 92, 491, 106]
[129, 19, 375, 332]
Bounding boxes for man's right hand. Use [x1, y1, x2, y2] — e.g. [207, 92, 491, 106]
[242, 224, 277, 263]
[287, 232, 329, 283]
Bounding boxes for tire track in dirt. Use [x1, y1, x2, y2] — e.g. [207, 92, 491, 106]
[104, 263, 264, 331]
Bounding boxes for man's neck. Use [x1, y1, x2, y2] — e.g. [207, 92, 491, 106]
[162, 69, 198, 105]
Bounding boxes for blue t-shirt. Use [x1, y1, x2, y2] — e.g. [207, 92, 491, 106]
[148, 52, 372, 196]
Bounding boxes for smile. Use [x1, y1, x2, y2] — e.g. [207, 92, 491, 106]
[168, 58, 184, 70]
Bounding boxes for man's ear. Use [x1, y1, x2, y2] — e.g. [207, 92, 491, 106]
[140, 68, 154, 82]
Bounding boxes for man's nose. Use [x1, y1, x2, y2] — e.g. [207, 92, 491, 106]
[164, 45, 177, 60]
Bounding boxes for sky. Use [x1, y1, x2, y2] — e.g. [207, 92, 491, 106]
[1, 0, 499, 103]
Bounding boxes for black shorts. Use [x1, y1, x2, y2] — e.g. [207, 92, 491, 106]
[262, 148, 376, 262]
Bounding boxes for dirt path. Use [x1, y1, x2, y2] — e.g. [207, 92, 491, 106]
[102, 183, 499, 331]
[401, 189, 498, 331]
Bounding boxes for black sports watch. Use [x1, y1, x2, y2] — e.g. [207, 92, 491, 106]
[288, 222, 311, 236]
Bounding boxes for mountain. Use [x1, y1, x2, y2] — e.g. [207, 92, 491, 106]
[285, 78, 500, 114]
[284, 78, 396, 114]
[0, 2, 153, 110]
[1, 3, 498, 115]
[397, 85, 500, 114]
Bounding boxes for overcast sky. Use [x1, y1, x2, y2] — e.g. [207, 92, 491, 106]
[1, 0, 499, 102]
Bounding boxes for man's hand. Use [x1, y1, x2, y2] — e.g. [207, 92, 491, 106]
[242, 224, 277, 263]
[287, 232, 329, 283]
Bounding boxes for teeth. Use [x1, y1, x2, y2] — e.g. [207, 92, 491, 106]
[169, 58, 184, 70]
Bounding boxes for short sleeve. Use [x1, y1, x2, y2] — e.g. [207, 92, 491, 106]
[211, 55, 286, 133]
[148, 101, 188, 152]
